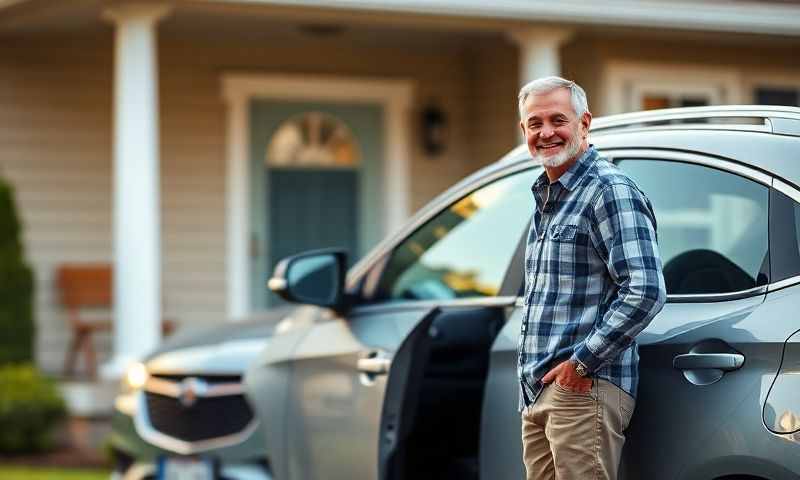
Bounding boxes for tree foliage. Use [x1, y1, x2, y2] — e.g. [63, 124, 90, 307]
[0, 177, 34, 365]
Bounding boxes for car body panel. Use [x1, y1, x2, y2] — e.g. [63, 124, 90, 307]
[623, 294, 776, 479]
[146, 308, 291, 357]
[145, 337, 270, 374]
[762, 285, 800, 444]
[479, 306, 525, 480]
[764, 327, 800, 437]
[284, 305, 435, 480]
[245, 305, 320, 480]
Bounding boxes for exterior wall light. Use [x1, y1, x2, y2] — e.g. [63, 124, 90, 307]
[421, 105, 448, 156]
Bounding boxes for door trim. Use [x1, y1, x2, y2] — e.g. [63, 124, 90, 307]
[222, 74, 414, 318]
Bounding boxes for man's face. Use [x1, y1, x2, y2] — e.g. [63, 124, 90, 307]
[519, 88, 591, 168]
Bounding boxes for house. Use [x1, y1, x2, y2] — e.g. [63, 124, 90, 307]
[1, 0, 798, 377]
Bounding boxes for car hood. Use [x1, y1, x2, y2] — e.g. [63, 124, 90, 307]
[143, 306, 294, 374]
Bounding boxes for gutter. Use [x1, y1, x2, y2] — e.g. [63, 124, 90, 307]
[205, 0, 800, 36]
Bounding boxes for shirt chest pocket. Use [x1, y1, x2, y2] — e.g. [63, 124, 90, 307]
[546, 224, 591, 275]
[549, 224, 578, 242]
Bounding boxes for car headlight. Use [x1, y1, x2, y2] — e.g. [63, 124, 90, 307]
[125, 362, 149, 391]
[115, 361, 148, 416]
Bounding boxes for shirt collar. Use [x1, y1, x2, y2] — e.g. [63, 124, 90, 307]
[532, 145, 597, 192]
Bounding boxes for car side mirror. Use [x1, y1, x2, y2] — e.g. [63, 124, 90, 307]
[268, 249, 347, 309]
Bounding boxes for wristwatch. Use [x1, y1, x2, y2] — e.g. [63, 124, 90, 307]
[573, 360, 589, 377]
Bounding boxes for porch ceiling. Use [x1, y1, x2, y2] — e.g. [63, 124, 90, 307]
[0, 0, 504, 49]
[161, 1, 502, 50]
[0, 0, 109, 36]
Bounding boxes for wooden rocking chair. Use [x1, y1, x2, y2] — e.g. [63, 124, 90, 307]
[56, 264, 174, 378]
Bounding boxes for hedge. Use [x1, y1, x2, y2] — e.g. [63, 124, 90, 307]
[0, 363, 66, 452]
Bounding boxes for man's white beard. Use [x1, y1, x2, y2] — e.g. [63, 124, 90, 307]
[535, 132, 581, 168]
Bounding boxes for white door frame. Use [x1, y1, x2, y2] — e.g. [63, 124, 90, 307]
[222, 74, 414, 319]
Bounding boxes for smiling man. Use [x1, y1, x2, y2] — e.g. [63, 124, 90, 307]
[517, 77, 667, 480]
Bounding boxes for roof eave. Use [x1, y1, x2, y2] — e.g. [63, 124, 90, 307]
[205, 0, 800, 36]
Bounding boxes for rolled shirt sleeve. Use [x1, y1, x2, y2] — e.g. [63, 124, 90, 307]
[571, 182, 667, 373]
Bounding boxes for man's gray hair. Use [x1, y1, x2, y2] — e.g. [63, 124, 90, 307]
[518, 76, 589, 119]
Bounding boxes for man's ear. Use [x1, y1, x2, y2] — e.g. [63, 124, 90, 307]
[580, 111, 592, 138]
[519, 120, 526, 136]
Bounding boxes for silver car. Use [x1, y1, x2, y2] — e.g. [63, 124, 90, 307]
[110, 309, 290, 480]
[245, 106, 800, 480]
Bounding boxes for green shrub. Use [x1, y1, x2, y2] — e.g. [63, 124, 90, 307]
[0, 177, 35, 365]
[0, 363, 66, 452]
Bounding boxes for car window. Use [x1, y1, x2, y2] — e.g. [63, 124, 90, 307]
[769, 188, 800, 282]
[617, 159, 769, 295]
[375, 169, 539, 301]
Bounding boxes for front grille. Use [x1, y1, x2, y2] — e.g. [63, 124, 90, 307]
[151, 374, 242, 385]
[144, 391, 254, 442]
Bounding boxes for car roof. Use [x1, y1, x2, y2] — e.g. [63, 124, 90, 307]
[497, 105, 800, 188]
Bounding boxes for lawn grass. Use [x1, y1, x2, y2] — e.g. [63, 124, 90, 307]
[0, 466, 110, 479]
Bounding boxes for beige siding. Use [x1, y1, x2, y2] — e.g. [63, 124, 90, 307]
[159, 61, 227, 331]
[0, 38, 113, 373]
[467, 39, 520, 172]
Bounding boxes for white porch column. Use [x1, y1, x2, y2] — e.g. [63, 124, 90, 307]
[508, 27, 574, 87]
[101, 3, 171, 378]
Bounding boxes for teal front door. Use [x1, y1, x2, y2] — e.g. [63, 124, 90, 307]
[250, 101, 384, 308]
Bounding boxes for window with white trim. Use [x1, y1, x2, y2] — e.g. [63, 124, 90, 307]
[604, 63, 741, 115]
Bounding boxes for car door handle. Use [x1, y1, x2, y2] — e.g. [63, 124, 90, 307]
[673, 353, 744, 371]
[357, 357, 391, 375]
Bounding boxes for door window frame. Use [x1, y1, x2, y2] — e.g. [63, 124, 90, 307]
[768, 178, 800, 293]
[604, 148, 772, 303]
[346, 158, 537, 311]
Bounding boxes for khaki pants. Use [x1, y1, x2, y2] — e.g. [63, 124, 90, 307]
[521, 379, 635, 480]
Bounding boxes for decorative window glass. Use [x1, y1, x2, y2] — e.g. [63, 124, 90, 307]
[266, 112, 361, 168]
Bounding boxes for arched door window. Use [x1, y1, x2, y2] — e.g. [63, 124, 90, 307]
[266, 112, 361, 168]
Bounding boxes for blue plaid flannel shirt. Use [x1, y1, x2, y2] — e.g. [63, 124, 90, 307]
[518, 146, 666, 410]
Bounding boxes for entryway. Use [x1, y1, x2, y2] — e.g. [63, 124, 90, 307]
[249, 100, 384, 307]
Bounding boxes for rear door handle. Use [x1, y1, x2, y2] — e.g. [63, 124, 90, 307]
[673, 353, 744, 371]
[357, 357, 391, 375]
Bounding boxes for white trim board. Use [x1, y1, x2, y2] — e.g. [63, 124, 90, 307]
[209, 0, 800, 36]
[602, 62, 744, 115]
[221, 73, 414, 319]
